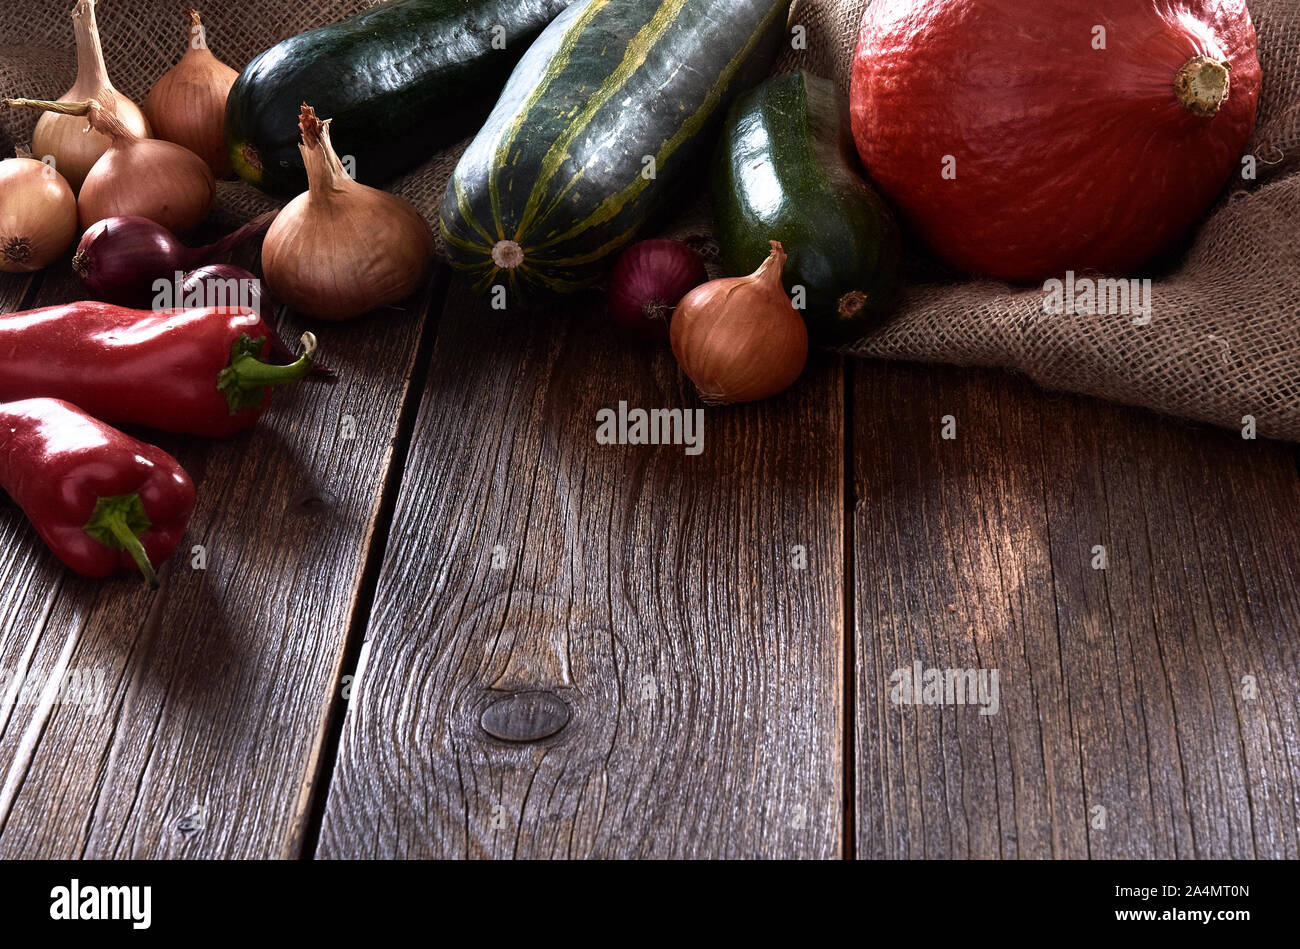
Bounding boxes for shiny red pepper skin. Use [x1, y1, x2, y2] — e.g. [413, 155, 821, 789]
[0, 302, 315, 438]
[0, 398, 195, 583]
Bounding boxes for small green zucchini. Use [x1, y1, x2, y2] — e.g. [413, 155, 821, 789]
[712, 70, 902, 343]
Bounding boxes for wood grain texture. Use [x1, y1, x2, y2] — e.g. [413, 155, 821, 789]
[853, 362, 1300, 859]
[0, 272, 37, 310]
[317, 282, 846, 859]
[7, 255, 1299, 860]
[0, 262, 436, 858]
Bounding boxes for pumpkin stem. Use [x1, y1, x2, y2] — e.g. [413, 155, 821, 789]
[1175, 55, 1231, 117]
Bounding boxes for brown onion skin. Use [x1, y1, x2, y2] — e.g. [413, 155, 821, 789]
[78, 136, 215, 235]
[144, 9, 239, 177]
[606, 239, 707, 343]
[32, 0, 150, 194]
[670, 240, 807, 405]
[0, 158, 78, 273]
[2, 96, 215, 234]
[263, 192, 433, 321]
[262, 105, 433, 321]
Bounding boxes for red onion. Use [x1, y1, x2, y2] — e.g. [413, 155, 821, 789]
[72, 211, 276, 306]
[180, 264, 264, 314]
[606, 239, 707, 343]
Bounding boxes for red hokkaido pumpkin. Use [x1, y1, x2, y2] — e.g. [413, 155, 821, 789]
[850, 0, 1261, 282]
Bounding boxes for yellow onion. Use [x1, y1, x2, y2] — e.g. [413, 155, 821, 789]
[0, 156, 78, 272]
[144, 9, 239, 177]
[262, 105, 434, 321]
[670, 240, 808, 404]
[4, 97, 214, 234]
[32, 0, 150, 193]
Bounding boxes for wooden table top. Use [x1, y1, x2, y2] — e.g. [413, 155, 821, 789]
[1, 261, 1297, 859]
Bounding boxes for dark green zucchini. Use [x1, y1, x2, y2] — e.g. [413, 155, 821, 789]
[439, 0, 791, 299]
[713, 70, 902, 343]
[225, 0, 574, 196]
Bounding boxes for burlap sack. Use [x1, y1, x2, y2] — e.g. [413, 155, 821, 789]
[2, 1, 1297, 438]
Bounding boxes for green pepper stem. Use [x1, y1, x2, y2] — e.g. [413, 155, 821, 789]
[229, 331, 317, 388]
[217, 331, 318, 413]
[84, 493, 159, 588]
[104, 512, 158, 588]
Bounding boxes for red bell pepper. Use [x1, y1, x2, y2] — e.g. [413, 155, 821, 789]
[0, 302, 318, 438]
[0, 398, 196, 586]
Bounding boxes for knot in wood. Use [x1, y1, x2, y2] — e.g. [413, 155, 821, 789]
[479, 691, 570, 743]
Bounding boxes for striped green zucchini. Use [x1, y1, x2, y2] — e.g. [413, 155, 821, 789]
[439, 0, 791, 299]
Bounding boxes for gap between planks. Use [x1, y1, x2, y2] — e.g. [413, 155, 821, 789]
[841, 362, 856, 859]
[292, 266, 452, 858]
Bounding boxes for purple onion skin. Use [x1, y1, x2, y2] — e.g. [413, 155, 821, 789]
[73, 217, 198, 307]
[180, 264, 263, 314]
[606, 239, 708, 344]
[72, 212, 275, 308]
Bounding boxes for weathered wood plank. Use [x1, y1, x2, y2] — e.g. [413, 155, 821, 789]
[317, 281, 846, 858]
[0, 261, 439, 857]
[853, 362, 1300, 858]
[0, 272, 37, 310]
